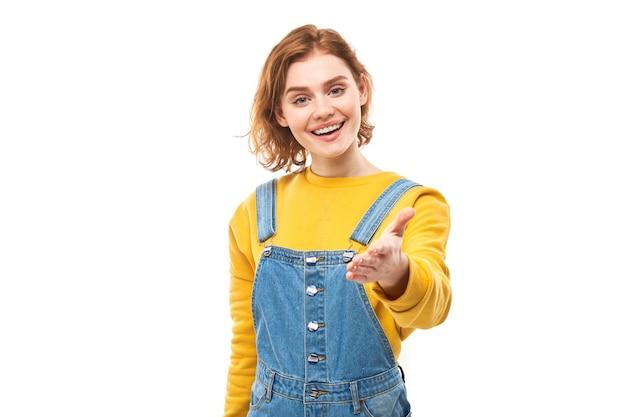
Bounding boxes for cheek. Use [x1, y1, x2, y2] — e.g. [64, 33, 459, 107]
[289, 130, 310, 149]
[339, 96, 362, 115]
[283, 112, 308, 129]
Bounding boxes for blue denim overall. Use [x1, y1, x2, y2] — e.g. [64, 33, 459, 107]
[248, 178, 420, 417]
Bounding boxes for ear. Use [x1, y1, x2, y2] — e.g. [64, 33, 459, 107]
[358, 74, 369, 106]
[275, 108, 289, 127]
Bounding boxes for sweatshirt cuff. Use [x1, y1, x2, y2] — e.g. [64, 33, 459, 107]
[371, 258, 430, 310]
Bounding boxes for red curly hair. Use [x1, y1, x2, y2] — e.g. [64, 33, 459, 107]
[248, 24, 375, 173]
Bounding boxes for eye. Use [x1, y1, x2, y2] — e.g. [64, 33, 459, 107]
[292, 96, 308, 105]
[329, 87, 345, 96]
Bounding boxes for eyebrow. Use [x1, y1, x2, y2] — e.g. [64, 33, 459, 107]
[284, 75, 349, 96]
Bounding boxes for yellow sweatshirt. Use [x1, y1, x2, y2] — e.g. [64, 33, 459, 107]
[223, 168, 451, 417]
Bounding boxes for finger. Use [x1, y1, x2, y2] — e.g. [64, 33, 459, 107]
[346, 260, 376, 280]
[348, 258, 367, 273]
[346, 269, 370, 283]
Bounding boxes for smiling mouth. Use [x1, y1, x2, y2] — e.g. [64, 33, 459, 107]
[313, 122, 343, 136]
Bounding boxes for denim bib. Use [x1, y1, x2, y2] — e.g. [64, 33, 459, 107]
[248, 178, 420, 416]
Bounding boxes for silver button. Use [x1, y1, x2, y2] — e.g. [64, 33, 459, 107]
[307, 321, 320, 332]
[306, 285, 318, 296]
[308, 387, 328, 398]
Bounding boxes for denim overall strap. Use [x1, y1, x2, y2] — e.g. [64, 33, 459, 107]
[256, 178, 277, 243]
[349, 178, 422, 246]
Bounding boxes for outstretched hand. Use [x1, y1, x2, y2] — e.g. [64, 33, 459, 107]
[345, 207, 416, 297]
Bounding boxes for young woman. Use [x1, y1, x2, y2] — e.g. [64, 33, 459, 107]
[223, 24, 452, 416]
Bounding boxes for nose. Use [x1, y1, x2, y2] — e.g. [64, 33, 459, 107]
[313, 97, 334, 119]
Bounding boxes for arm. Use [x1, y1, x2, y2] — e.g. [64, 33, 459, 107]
[223, 207, 258, 417]
[346, 188, 452, 329]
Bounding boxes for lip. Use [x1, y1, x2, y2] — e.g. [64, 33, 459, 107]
[311, 121, 344, 136]
[310, 124, 344, 143]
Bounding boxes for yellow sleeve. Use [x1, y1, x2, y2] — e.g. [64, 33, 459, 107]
[371, 186, 452, 332]
[222, 194, 258, 417]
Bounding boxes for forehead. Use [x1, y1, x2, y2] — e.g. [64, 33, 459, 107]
[284, 52, 354, 88]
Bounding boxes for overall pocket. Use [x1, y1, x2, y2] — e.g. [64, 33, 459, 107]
[361, 383, 412, 417]
[248, 379, 267, 410]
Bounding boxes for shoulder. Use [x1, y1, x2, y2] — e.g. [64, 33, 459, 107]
[386, 174, 449, 215]
[229, 174, 292, 222]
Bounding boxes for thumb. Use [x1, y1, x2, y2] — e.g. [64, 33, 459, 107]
[385, 207, 416, 237]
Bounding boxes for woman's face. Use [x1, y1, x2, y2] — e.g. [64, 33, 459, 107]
[276, 51, 368, 170]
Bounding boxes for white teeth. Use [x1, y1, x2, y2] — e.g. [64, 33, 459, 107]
[313, 123, 342, 135]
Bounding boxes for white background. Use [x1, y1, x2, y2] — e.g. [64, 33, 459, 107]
[1, 1, 625, 416]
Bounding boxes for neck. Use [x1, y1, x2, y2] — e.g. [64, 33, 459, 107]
[310, 153, 381, 178]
